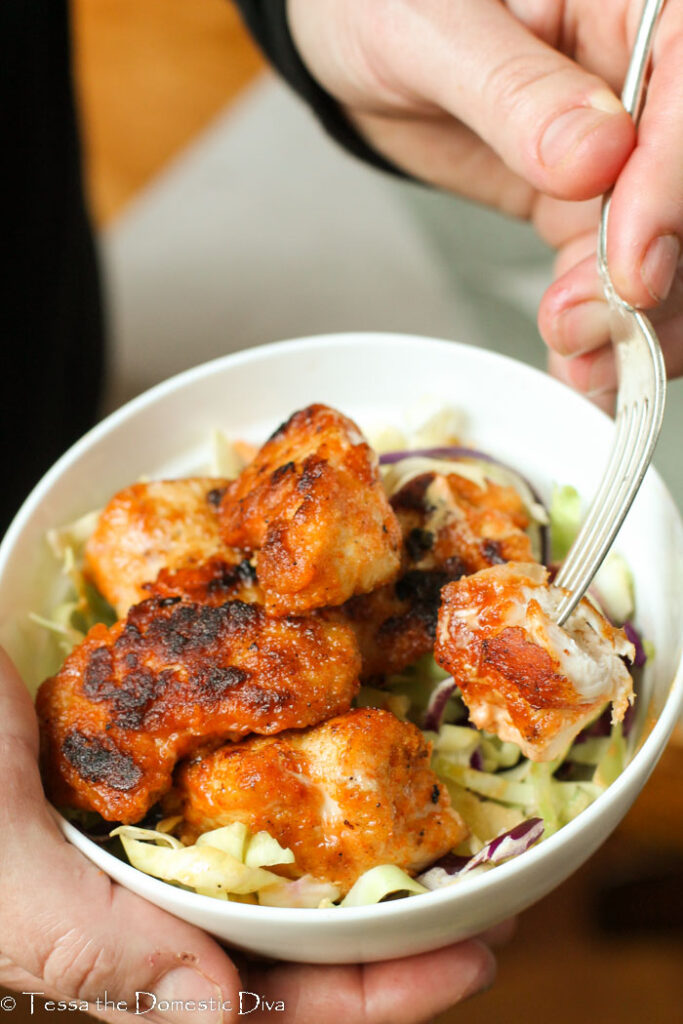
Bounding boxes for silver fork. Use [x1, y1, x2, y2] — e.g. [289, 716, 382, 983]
[554, 0, 668, 626]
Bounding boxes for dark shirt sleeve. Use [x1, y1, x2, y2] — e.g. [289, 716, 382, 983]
[231, 0, 404, 178]
[2, 0, 105, 531]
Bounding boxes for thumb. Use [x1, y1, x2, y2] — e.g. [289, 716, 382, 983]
[305, 0, 636, 200]
[399, 0, 635, 198]
[0, 648, 241, 1024]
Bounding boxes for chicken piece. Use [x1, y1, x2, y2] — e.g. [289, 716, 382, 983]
[176, 708, 467, 894]
[85, 478, 233, 616]
[37, 596, 361, 823]
[324, 470, 535, 681]
[331, 567, 463, 680]
[219, 405, 402, 615]
[392, 471, 534, 575]
[435, 562, 635, 761]
[143, 556, 263, 607]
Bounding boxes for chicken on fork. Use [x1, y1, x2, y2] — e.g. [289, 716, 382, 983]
[176, 708, 467, 894]
[435, 562, 635, 762]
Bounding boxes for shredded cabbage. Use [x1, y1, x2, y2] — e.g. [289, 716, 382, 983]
[549, 487, 635, 624]
[593, 554, 635, 625]
[550, 484, 582, 562]
[258, 876, 341, 908]
[368, 404, 466, 454]
[209, 430, 247, 479]
[30, 509, 116, 656]
[111, 824, 291, 901]
[341, 865, 427, 907]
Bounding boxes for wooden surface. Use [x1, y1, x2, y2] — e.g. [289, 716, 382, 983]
[71, 0, 263, 225]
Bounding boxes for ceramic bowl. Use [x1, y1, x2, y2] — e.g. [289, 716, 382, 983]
[1, 333, 681, 963]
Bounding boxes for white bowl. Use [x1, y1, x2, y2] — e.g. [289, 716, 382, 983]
[1, 333, 681, 964]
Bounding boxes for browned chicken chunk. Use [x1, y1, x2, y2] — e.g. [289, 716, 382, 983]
[85, 478, 233, 616]
[331, 568, 463, 681]
[176, 708, 467, 894]
[143, 556, 263, 606]
[327, 469, 536, 680]
[37, 597, 361, 823]
[219, 405, 402, 615]
[391, 470, 534, 575]
[435, 562, 634, 761]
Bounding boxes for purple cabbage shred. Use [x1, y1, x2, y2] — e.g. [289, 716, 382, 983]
[470, 748, 484, 771]
[418, 818, 545, 890]
[422, 676, 458, 732]
[623, 620, 647, 669]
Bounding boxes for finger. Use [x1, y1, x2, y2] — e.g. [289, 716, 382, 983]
[0, 954, 131, 1024]
[362, 0, 635, 200]
[349, 110, 536, 216]
[532, 194, 601, 249]
[476, 916, 517, 949]
[551, 230, 597, 279]
[0, 649, 242, 1024]
[547, 350, 617, 414]
[548, 309, 683, 398]
[539, 253, 611, 357]
[551, 343, 618, 395]
[506, 0, 630, 105]
[244, 940, 495, 1023]
[553, 0, 631, 91]
[505, 0, 565, 48]
[540, 248, 683, 356]
[605, 1, 683, 307]
[0, 953, 54, 995]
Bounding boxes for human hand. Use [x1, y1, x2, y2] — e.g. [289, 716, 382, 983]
[287, 0, 683, 404]
[0, 647, 503, 1023]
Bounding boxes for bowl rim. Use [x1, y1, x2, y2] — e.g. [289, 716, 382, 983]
[3, 330, 683, 925]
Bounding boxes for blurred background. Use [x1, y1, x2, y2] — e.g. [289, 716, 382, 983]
[5, 1, 682, 1020]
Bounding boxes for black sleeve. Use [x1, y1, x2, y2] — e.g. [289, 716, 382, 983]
[2, 0, 105, 531]
[231, 0, 405, 178]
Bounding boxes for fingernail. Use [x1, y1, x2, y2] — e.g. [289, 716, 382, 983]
[589, 89, 625, 115]
[150, 967, 224, 1024]
[540, 92, 623, 168]
[641, 234, 680, 301]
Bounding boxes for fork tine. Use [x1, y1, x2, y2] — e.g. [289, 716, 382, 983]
[577, 404, 647, 555]
[555, 310, 665, 626]
[554, 406, 632, 591]
[554, 396, 654, 623]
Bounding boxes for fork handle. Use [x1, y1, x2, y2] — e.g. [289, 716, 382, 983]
[600, 0, 666, 307]
[622, 0, 667, 122]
